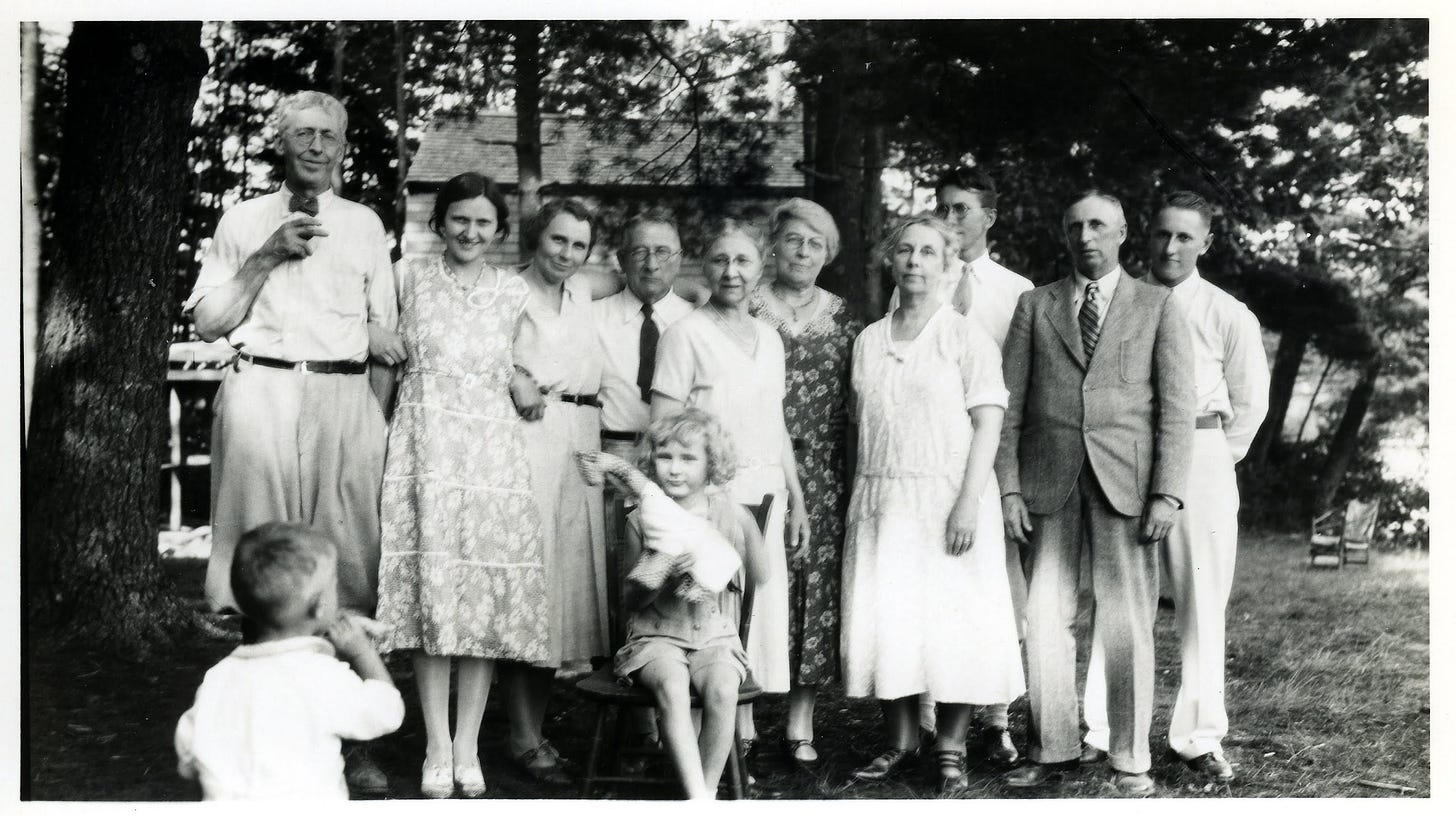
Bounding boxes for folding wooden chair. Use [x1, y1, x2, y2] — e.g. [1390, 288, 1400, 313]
[576, 494, 774, 799]
[1309, 499, 1380, 568]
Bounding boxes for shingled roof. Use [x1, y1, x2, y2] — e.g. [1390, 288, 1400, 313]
[408, 112, 805, 191]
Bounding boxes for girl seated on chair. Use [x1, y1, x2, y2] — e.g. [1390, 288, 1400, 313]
[576, 408, 768, 799]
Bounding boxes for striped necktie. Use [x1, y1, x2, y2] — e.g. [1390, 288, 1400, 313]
[1079, 281, 1101, 360]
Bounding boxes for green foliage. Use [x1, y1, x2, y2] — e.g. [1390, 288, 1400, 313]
[1240, 434, 1427, 549]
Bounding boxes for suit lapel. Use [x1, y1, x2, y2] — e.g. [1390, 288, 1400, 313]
[1048, 275, 1087, 369]
[1093, 274, 1138, 362]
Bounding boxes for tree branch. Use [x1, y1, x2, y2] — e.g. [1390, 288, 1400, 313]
[640, 23, 703, 186]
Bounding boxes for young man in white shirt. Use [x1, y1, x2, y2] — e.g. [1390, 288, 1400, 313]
[1082, 191, 1269, 783]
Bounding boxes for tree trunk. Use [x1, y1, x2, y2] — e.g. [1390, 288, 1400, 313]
[514, 21, 544, 260]
[329, 21, 349, 194]
[21, 22, 41, 435]
[392, 21, 410, 258]
[24, 22, 207, 655]
[1314, 355, 1382, 513]
[1294, 356, 1335, 444]
[1246, 326, 1308, 468]
[805, 23, 885, 321]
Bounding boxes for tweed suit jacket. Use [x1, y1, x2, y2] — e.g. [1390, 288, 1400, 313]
[995, 272, 1195, 518]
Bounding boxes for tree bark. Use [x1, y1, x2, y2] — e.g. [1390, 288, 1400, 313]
[1246, 326, 1308, 468]
[24, 22, 207, 655]
[329, 21, 349, 194]
[804, 23, 886, 321]
[21, 22, 41, 435]
[1314, 355, 1382, 513]
[393, 21, 410, 257]
[514, 21, 544, 260]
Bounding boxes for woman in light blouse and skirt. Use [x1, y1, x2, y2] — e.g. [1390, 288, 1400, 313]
[498, 198, 607, 784]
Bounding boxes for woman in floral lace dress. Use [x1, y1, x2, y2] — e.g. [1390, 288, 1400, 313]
[747, 198, 863, 770]
[375, 172, 548, 799]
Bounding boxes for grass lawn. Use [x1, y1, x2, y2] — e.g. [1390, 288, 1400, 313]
[24, 531, 1429, 800]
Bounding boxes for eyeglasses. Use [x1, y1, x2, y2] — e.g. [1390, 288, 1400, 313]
[286, 128, 343, 151]
[780, 233, 827, 254]
[935, 202, 978, 220]
[626, 246, 682, 264]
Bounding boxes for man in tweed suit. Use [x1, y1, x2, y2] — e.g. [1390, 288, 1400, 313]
[997, 191, 1194, 795]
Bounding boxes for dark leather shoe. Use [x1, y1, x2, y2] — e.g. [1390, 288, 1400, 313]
[1113, 771, 1155, 796]
[981, 727, 1019, 768]
[1004, 760, 1076, 788]
[935, 748, 970, 794]
[852, 747, 919, 781]
[1079, 744, 1109, 764]
[344, 747, 390, 795]
[1185, 752, 1235, 781]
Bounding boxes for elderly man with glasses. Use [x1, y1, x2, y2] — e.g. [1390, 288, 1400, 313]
[185, 90, 398, 792]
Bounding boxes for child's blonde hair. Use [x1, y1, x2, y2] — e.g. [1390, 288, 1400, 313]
[230, 522, 337, 627]
[637, 407, 738, 487]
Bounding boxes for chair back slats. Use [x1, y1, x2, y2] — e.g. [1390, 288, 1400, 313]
[1343, 500, 1380, 546]
[739, 494, 775, 644]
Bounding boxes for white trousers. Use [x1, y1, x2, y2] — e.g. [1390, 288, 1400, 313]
[1084, 428, 1240, 759]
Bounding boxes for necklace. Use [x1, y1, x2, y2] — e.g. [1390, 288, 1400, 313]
[771, 283, 818, 323]
[707, 305, 758, 355]
[443, 257, 486, 291]
[442, 257, 500, 310]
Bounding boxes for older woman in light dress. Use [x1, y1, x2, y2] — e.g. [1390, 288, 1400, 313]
[840, 214, 1025, 792]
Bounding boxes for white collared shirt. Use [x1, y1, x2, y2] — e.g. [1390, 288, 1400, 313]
[1166, 269, 1271, 462]
[174, 636, 404, 800]
[184, 188, 398, 361]
[514, 270, 603, 395]
[1072, 265, 1123, 332]
[884, 252, 1033, 350]
[593, 287, 694, 433]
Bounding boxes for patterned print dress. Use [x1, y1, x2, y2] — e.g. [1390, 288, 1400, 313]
[749, 286, 864, 686]
[376, 258, 549, 661]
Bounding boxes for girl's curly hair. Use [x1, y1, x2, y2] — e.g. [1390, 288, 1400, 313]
[636, 407, 738, 487]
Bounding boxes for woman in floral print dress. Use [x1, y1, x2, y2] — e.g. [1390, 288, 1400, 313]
[375, 173, 548, 798]
[748, 198, 864, 770]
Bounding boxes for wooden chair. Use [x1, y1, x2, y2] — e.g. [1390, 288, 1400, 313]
[576, 494, 774, 800]
[1309, 499, 1380, 568]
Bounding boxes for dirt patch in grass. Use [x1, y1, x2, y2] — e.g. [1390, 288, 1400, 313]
[24, 533, 1429, 800]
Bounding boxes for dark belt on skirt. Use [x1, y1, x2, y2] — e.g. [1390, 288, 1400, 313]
[235, 351, 367, 375]
[549, 392, 600, 408]
[1195, 413, 1223, 430]
[602, 429, 642, 442]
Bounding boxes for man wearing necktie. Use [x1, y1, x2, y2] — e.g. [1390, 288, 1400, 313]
[997, 191, 1194, 795]
[592, 213, 693, 575]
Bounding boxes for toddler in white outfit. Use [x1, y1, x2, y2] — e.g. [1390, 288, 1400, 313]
[175, 521, 404, 799]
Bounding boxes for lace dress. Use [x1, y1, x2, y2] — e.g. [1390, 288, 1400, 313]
[376, 258, 548, 660]
[840, 305, 1025, 703]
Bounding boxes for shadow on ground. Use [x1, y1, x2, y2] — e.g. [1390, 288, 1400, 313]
[24, 533, 1429, 800]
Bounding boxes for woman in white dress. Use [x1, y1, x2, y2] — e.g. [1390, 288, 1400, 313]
[651, 217, 810, 753]
[497, 198, 606, 784]
[841, 214, 1024, 792]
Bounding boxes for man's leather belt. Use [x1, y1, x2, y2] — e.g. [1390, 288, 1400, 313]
[1195, 413, 1223, 430]
[602, 430, 642, 442]
[235, 351, 367, 375]
[552, 392, 600, 408]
